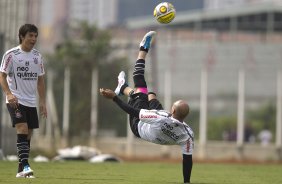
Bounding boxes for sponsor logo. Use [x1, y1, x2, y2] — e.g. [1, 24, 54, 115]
[161, 125, 179, 141]
[3, 55, 12, 71]
[16, 66, 37, 80]
[164, 123, 173, 130]
[17, 67, 29, 72]
[140, 114, 158, 119]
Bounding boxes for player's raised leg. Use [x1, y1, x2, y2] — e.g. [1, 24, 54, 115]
[114, 31, 156, 97]
[134, 31, 156, 94]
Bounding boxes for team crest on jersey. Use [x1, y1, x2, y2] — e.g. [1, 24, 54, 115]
[33, 57, 38, 64]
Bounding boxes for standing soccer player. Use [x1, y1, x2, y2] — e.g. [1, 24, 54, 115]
[0, 24, 47, 178]
[100, 31, 194, 183]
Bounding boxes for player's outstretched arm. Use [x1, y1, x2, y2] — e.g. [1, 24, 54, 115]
[99, 88, 140, 118]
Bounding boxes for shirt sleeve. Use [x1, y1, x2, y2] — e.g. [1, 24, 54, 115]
[38, 54, 45, 76]
[0, 53, 13, 73]
[113, 96, 140, 117]
[180, 138, 194, 155]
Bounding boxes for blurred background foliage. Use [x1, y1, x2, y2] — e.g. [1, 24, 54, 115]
[46, 22, 129, 140]
[207, 102, 275, 141]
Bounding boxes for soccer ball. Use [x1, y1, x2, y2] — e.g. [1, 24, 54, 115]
[153, 2, 176, 24]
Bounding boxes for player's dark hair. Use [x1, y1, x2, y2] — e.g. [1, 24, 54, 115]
[18, 24, 38, 44]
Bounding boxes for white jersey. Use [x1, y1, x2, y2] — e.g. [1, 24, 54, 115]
[138, 109, 194, 155]
[0, 46, 45, 107]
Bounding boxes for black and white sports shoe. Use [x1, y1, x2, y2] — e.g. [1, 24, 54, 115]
[16, 172, 35, 178]
[16, 171, 25, 178]
[114, 71, 127, 96]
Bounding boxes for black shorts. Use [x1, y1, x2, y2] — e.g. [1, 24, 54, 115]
[6, 103, 39, 129]
[128, 93, 163, 137]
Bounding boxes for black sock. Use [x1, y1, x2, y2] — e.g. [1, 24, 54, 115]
[17, 162, 22, 173]
[120, 83, 128, 95]
[27, 139, 30, 164]
[17, 134, 29, 167]
[133, 59, 147, 88]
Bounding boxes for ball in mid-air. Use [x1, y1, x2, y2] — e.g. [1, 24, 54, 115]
[153, 2, 176, 24]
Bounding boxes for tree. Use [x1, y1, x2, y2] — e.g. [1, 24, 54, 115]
[47, 22, 128, 142]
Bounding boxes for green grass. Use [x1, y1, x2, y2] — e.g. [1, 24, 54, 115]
[0, 161, 282, 184]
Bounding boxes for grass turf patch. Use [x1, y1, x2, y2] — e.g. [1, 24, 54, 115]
[0, 160, 281, 184]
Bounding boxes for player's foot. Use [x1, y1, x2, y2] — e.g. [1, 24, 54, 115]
[139, 31, 156, 51]
[22, 165, 33, 176]
[16, 171, 35, 178]
[16, 171, 25, 178]
[114, 71, 128, 96]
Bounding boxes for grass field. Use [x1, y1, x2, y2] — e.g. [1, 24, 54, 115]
[0, 160, 282, 184]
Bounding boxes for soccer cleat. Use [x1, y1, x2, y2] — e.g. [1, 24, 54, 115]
[16, 172, 25, 178]
[139, 31, 156, 50]
[114, 71, 127, 96]
[16, 171, 35, 178]
[22, 165, 33, 176]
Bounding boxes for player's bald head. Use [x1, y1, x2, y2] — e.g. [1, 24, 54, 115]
[171, 100, 189, 122]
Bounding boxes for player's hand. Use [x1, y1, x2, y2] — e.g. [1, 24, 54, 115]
[39, 102, 47, 118]
[99, 88, 116, 99]
[7, 93, 18, 109]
